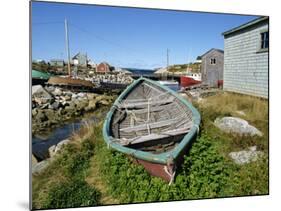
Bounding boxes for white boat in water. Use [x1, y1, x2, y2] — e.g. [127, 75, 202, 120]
[158, 80, 179, 86]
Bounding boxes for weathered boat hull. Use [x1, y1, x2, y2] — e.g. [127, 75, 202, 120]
[103, 77, 201, 183]
[180, 76, 201, 87]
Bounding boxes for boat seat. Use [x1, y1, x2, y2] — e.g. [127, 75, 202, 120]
[119, 126, 192, 146]
[118, 97, 174, 109]
[120, 117, 184, 133]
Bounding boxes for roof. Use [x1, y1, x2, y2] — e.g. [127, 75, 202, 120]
[98, 62, 111, 66]
[72, 52, 87, 60]
[200, 48, 224, 58]
[222, 16, 269, 36]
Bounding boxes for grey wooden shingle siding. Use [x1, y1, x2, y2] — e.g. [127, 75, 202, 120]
[201, 49, 224, 87]
[223, 18, 269, 98]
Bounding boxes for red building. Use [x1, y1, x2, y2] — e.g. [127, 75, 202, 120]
[96, 62, 112, 73]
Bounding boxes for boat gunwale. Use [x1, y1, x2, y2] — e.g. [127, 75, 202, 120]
[103, 77, 201, 164]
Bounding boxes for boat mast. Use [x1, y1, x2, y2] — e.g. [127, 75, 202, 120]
[166, 48, 169, 81]
[65, 18, 71, 77]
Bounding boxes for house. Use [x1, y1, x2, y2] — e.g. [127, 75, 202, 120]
[195, 56, 202, 64]
[96, 62, 113, 73]
[222, 16, 269, 98]
[72, 52, 88, 67]
[199, 48, 224, 87]
[49, 59, 64, 67]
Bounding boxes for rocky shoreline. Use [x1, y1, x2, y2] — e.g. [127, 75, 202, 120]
[32, 85, 115, 134]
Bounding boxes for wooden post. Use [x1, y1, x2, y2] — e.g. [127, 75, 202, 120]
[65, 18, 71, 77]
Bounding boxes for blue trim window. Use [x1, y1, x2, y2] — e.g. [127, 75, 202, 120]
[261, 31, 269, 49]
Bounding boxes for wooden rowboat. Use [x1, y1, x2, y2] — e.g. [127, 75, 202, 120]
[103, 77, 201, 184]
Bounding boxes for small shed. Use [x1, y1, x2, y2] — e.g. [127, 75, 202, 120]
[96, 62, 113, 73]
[72, 52, 88, 67]
[200, 48, 224, 87]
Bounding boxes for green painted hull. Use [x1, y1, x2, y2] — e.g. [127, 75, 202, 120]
[32, 69, 52, 80]
[103, 77, 201, 165]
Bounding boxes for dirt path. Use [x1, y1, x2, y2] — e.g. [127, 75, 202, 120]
[86, 155, 119, 205]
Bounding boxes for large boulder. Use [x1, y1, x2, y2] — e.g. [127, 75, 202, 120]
[32, 85, 53, 99]
[214, 117, 263, 137]
[229, 146, 264, 165]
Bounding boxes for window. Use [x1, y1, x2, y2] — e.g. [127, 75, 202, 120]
[210, 58, 216, 64]
[261, 31, 269, 49]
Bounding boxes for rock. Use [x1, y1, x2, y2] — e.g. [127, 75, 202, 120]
[32, 154, 38, 166]
[45, 86, 55, 93]
[98, 99, 110, 106]
[44, 109, 55, 121]
[48, 145, 56, 158]
[64, 95, 72, 101]
[72, 93, 78, 99]
[35, 110, 48, 122]
[48, 101, 60, 110]
[214, 117, 263, 137]
[52, 87, 62, 96]
[64, 106, 75, 117]
[87, 93, 97, 100]
[95, 95, 106, 102]
[64, 91, 73, 97]
[55, 139, 71, 153]
[32, 159, 51, 175]
[32, 85, 53, 100]
[75, 99, 89, 111]
[229, 146, 264, 165]
[85, 99, 97, 112]
[32, 108, 38, 117]
[77, 92, 86, 98]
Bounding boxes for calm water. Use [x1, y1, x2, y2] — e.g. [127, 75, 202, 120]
[125, 68, 181, 91]
[32, 110, 107, 161]
[124, 68, 156, 76]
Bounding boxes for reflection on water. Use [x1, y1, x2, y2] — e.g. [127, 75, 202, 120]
[32, 109, 107, 161]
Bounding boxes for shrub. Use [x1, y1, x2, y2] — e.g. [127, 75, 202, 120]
[41, 179, 101, 209]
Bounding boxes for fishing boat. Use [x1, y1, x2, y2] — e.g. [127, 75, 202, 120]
[180, 73, 201, 87]
[103, 77, 201, 184]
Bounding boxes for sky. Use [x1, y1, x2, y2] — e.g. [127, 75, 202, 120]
[32, 1, 259, 69]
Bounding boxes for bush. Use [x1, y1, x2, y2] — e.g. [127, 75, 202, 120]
[41, 179, 101, 209]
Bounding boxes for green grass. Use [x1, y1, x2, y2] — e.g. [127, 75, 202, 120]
[32, 134, 101, 209]
[32, 91, 269, 208]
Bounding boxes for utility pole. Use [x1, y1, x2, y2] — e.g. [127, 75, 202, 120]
[65, 18, 71, 77]
[166, 48, 169, 80]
